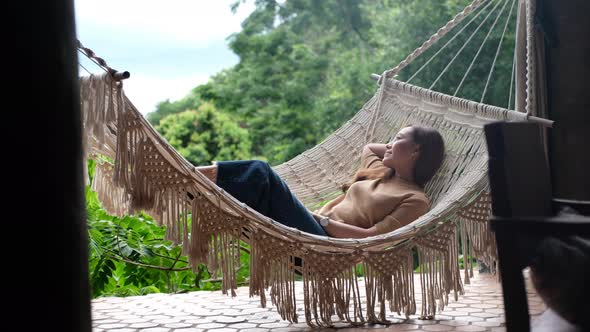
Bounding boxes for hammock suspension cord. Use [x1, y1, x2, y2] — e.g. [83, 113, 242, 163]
[480, 0, 517, 103]
[453, 0, 511, 97]
[428, 0, 504, 90]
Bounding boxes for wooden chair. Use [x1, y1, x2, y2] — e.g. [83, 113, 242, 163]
[483, 121, 590, 332]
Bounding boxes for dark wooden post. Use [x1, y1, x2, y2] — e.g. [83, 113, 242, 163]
[538, 0, 590, 201]
[7, 1, 91, 331]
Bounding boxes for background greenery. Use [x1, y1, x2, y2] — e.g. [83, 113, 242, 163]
[89, 0, 511, 297]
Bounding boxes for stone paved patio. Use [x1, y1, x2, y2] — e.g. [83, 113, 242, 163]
[92, 270, 546, 331]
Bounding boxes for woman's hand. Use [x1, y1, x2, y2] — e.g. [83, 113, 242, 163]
[365, 143, 388, 159]
[310, 211, 323, 222]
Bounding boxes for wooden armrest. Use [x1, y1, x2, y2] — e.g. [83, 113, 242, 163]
[553, 198, 590, 215]
[490, 215, 590, 235]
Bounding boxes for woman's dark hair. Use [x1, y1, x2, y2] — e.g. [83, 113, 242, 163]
[411, 126, 445, 187]
[342, 126, 445, 192]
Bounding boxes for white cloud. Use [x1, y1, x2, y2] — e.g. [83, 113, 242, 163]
[74, 0, 255, 46]
[75, 0, 256, 114]
[123, 73, 210, 114]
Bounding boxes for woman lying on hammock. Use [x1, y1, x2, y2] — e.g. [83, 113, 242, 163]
[195, 125, 445, 238]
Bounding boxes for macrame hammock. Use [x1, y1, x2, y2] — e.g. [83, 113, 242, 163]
[80, 0, 552, 327]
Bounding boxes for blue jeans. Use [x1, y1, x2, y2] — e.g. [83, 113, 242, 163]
[215, 160, 328, 236]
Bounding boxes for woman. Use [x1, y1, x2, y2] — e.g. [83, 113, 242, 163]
[195, 125, 445, 238]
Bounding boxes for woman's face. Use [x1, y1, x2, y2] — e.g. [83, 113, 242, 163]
[382, 127, 420, 171]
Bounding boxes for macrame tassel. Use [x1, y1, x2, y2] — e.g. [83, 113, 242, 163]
[189, 195, 243, 298]
[188, 193, 209, 269]
[389, 253, 417, 317]
[364, 248, 416, 324]
[248, 229, 273, 309]
[218, 228, 240, 297]
[460, 220, 471, 284]
[303, 267, 335, 327]
[336, 266, 364, 326]
[364, 262, 390, 324]
[458, 192, 498, 276]
[416, 223, 464, 318]
[181, 193, 191, 257]
[249, 233, 300, 323]
[91, 162, 130, 216]
[113, 100, 133, 191]
[301, 252, 364, 327]
[269, 254, 298, 323]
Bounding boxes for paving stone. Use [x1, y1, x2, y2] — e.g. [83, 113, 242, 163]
[228, 322, 257, 329]
[246, 318, 279, 324]
[376, 324, 421, 331]
[469, 311, 498, 318]
[129, 322, 160, 328]
[470, 303, 497, 309]
[441, 311, 470, 317]
[242, 307, 272, 314]
[437, 320, 469, 327]
[485, 308, 505, 314]
[151, 318, 182, 324]
[195, 322, 226, 329]
[259, 322, 291, 328]
[453, 316, 484, 322]
[454, 307, 483, 313]
[271, 327, 310, 332]
[95, 323, 128, 329]
[471, 320, 502, 328]
[214, 316, 248, 324]
[139, 315, 172, 320]
[162, 322, 192, 328]
[489, 327, 506, 332]
[90, 270, 547, 331]
[404, 319, 437, 325]
[122, 318, 151, 324]
[92, 319, 121, 324]
[234, 304, 262, 309]
[110, 314, 142, 320]
[453, 326, 487, 332]
[422, 325, 455, 331]
[183, 318, 215, 324]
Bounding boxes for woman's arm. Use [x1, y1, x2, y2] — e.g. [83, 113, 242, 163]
[323, 219, 379, 238]
[310, 212, 379, 238]
[364, 143, 387, 159]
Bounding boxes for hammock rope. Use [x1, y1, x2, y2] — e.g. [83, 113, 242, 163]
[429, 0, 505, 90]
[481, 0, 517, 103]
[79, 0, 548, 327]
[524, 0, 537, 115]
[380, 0, 487, 81]
[407, 0, 495, 84]
[453, 0, 511, 97]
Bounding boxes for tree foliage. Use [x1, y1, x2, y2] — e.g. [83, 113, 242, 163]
[147, 0, 515, 165]
[155, 102, 252, 166]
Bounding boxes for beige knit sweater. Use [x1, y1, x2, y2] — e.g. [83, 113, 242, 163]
[317, 148, 430, 235]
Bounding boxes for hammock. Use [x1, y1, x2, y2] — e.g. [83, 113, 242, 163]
[80, 0, 550, 327]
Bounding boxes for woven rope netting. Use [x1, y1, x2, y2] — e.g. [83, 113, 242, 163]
[81, 0, 540, 326]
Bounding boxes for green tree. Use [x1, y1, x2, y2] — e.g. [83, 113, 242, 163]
[147, 89, 202, 126]
[155, 103, 252, 166]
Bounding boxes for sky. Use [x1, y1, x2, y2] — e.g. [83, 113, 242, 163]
[74, 0, 255, 114]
